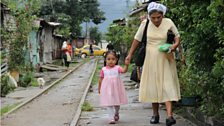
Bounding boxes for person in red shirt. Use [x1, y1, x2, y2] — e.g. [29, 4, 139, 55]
[62, 40, 72, 69]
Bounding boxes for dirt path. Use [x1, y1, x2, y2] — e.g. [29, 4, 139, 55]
[1, 59, 96, 126]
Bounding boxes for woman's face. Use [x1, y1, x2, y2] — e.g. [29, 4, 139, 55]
[149, 12, 163, 27]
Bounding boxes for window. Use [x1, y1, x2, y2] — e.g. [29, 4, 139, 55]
[93, 46, 100, 50]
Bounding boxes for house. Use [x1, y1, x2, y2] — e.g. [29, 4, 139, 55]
[0, 2, 16, 51]
[129, 1, 150, 16]
[72, 36, 85, 48]
[113, 18, 126, 26]
[53, 34, 64, 59]
[30, 19, 61, 67]
[0, 2, 17, 76]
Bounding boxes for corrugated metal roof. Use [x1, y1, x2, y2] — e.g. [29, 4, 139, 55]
[33, 19, 61, 28]
[48, 22, 61, 26]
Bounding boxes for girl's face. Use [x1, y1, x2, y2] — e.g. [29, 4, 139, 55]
[106, 53, 117, 67]
[150, 12, 163, 27]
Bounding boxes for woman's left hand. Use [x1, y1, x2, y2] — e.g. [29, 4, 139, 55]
[170, 44, 178, 52]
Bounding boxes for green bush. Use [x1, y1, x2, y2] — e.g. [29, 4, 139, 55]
[1, 75, 16, 97]
[81, 102, 93, 111]
[163, 0, 224, 118]
[18, 72, 33, 87]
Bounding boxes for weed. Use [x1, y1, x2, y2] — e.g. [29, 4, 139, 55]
[1, 102, 20, 116]
[81, 102, 93, 111]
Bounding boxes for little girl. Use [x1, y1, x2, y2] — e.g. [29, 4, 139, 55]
[98, 50, 128, 124]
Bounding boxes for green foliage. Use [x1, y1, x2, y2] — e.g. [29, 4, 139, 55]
[1, 103, 20, 116]
[91, 61, 102, 86]
[89, 27, 102, 45]
[105, 8, 144, 62]
[39, 0, 105, 36]
[3, 0, 41, 71]
[1, 75, 16, 97]
[162, 0, 224, 117]
[18, 72, 34, 87]
[31, 78, 39, 87]
[81, 102, 93, 111]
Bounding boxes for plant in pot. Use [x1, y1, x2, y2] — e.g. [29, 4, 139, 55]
[180, 82, 199, 106]
[179, 68, 202, 107]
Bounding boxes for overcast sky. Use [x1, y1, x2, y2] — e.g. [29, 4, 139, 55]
[82, 0, 136, 34]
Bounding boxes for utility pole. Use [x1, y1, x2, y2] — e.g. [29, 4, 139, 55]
[50, 0, 55, 21]
[126, 0, 129, 8]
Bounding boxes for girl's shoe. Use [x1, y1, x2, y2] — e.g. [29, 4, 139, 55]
[166, 116, 176, 126]
[150, 115, 160, 124]
[109, 119, 115, 124]
[114, 113, 119, 121]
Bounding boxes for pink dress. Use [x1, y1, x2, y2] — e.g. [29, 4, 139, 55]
[99, 65, 128, 106]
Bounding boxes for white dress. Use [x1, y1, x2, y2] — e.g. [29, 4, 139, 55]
[134, 18, 181, 103]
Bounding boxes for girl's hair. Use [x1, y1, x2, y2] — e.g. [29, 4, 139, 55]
[105, 50, 118, 59]
[104, 50, 118, 66]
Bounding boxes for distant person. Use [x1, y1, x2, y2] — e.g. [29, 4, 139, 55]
[98, 50, 129, 124]
[61, 40, 72, 70]
[106, 43, 114, 51]
[72, 44, 76, 59]
[89, 44, 94, 56]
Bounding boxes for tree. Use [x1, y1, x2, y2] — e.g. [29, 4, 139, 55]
[38, 0, 105, 36]
[105, 11, 144, 62]
[89, 27, 101, 45]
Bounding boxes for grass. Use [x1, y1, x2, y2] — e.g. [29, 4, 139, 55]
[1, 102, 20, 116]
[31, 78, 39, 87]
[91, 60, 103, 86]
[81, 101, 93, 111]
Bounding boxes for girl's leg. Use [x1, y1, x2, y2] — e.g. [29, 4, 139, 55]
[114, 105, 120, 114]
[107, 106, 115, 124]
[114, 105, 120, 121]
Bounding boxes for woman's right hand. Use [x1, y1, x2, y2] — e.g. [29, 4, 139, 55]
[125, 54, 132, 65]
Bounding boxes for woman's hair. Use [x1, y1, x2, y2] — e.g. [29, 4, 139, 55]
[105, 50, 118, 59]
[149, 9, 163, 16]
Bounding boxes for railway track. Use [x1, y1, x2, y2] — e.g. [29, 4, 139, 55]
[1, 59, 98, 126]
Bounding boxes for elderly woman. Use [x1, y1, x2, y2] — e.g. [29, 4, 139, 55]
[126, 2, 181, 126]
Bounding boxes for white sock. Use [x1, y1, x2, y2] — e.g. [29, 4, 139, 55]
[107, 106, 114, 120]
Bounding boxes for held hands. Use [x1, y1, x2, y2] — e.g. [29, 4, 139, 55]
[125, 55, 132, 65]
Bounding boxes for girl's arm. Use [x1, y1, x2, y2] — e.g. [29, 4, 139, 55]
[98, 77, 103, 94]
[121, 64, 129, 73]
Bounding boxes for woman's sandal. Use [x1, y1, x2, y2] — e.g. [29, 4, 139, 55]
[150, 115, 160, 124]
[166, 116, 176, 126]
[114, 113, 119, 121]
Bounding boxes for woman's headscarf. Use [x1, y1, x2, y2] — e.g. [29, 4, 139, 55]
[147, 2, 167, 15]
